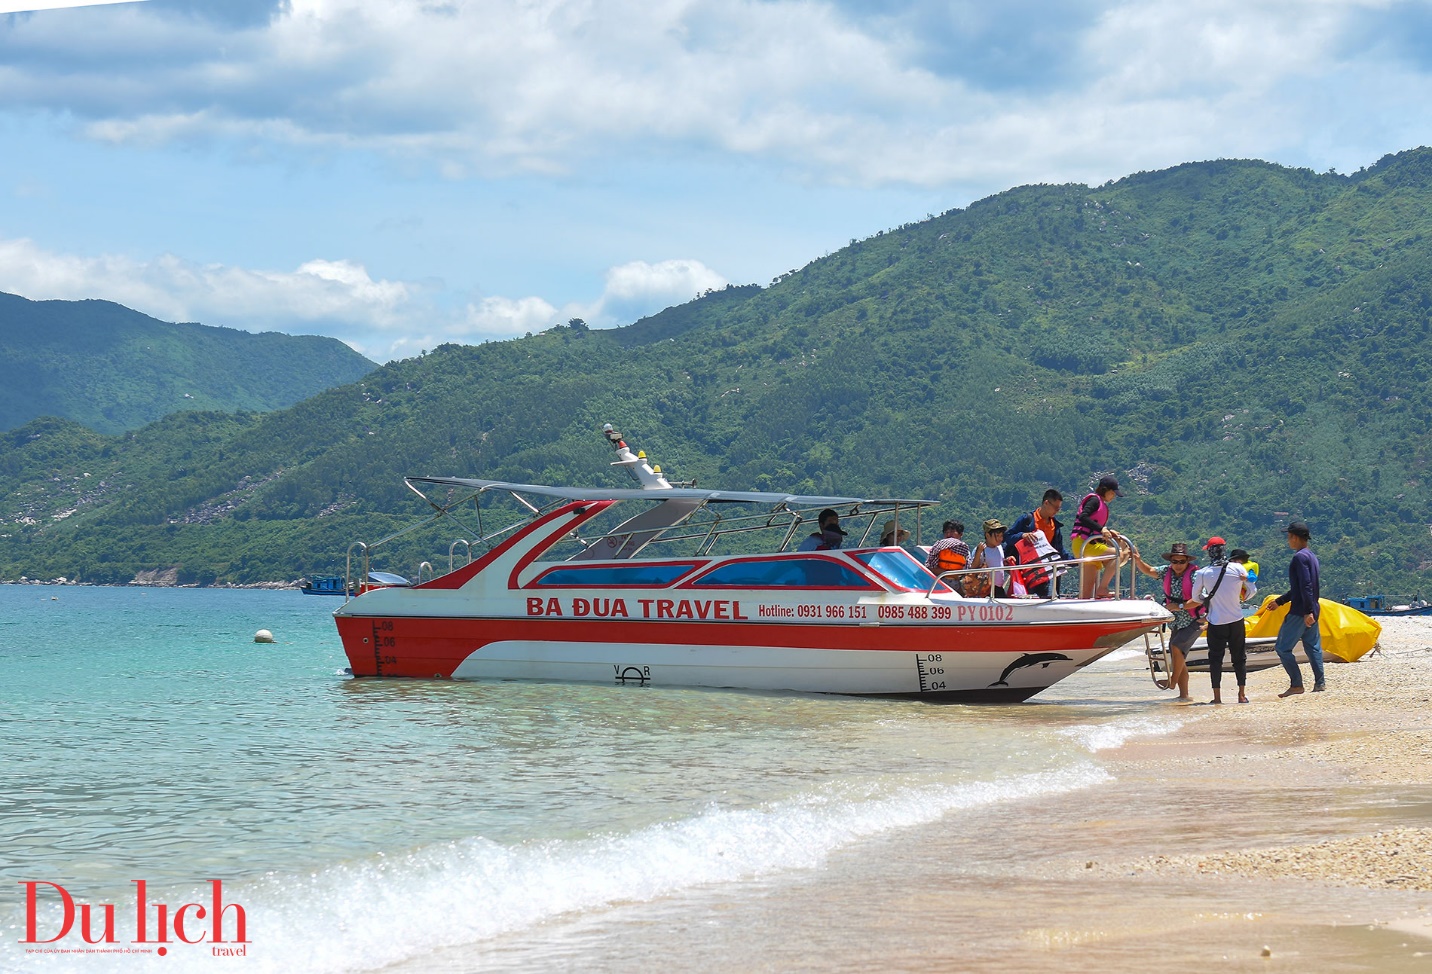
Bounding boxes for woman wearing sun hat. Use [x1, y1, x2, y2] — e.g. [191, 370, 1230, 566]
[969, 519, 1009, 598]
[1130, 541, 1203, 701]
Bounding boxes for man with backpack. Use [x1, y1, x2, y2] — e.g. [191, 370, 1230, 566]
[925, 520, 971, 595]
[1184, 538, 1256, 704]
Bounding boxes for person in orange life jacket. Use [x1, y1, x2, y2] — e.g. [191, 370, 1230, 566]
[1070, 476, 1127, 599]
[926, 521, 970, 596]
[1003, 488, 1067, 599]
[971, 519, 1010, 598]
[1129, 541, 1203, 701]
[1184, 538, 1256, 705]
[797, 508, 846, 551]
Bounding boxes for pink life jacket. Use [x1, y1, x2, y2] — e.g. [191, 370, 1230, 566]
[1070, 492, 1108, 539]
[1163, 566, 1205, 619]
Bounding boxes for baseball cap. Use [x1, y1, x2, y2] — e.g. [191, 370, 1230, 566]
[1096, 475, 1123, 496]
[1202, 536, 1226, 550]
[1286, 521, 1311, 539]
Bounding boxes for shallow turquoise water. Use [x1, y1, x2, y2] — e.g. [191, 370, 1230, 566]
[1, 586, 1179, 972]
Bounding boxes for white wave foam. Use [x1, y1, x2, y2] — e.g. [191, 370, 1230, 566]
[1059, 714, 1184, 752]
[28, 763, 1105, 973]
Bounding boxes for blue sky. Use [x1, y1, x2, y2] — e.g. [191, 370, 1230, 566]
[2, 0, 1431, 361]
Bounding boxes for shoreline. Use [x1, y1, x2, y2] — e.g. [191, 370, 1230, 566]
[414, 618, 1432, 972]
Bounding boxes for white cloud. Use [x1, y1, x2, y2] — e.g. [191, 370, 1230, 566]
[0, 0, 1421, 190]
[0, 235, 727, 360]
[587, 259, 729, 325]
[461, 295, 560, 337]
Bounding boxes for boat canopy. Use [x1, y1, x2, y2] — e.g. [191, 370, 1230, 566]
[404, 476, 936, 509]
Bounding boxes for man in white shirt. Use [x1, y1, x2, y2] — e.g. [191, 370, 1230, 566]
[1185, 540, 1256, 704]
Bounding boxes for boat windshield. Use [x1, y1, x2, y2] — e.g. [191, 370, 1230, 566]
[690, 557, 875, 589]
[853, 550, 951, 593]
[532, 562, 701, 587]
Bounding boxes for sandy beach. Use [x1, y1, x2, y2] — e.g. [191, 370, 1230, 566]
[407, 616, 1432, 973]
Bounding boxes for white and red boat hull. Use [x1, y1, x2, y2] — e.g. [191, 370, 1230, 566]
[334, 489, 1170, 702]
[336, 597, 1165, 702]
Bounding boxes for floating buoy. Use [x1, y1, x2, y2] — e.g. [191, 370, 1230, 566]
[254, 629, 275, 643]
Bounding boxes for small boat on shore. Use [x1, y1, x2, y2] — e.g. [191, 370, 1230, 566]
[1143, 596, 1382, 685]
[331, 424, 1170, 702]
[1182, 636, 1287, 673]
[1344, 595, 1432, 617]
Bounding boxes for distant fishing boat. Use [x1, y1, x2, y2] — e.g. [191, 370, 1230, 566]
[302, 572, 409, 596]
[301, 574, 352, 596]
[1343, 595, 1432, 617]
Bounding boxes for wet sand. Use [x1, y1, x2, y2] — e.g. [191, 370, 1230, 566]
[395, 618, 1432, 973]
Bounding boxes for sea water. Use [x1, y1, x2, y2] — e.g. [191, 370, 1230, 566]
[1, 586, 1184, 972]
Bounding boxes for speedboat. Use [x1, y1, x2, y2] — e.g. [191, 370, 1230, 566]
[332, 425, 1170, 702]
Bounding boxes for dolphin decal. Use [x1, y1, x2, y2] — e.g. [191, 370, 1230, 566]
[989, 652, 1073, 687]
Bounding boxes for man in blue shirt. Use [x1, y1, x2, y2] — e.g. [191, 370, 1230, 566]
[797, 509, 846, 551]
[1270, 521, 1325, 696]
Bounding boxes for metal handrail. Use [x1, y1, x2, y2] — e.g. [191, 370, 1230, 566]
[344, 541, 368, 604]
[417, 561, 434, 584]
[448, 539, 472, 573]
[927, 553, 1111, 600]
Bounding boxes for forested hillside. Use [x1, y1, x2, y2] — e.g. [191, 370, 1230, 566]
[3, 148, 1431, 598]
[0, 293, 376, 433]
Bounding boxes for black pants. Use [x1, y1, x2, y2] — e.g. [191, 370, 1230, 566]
[1206, 621, 1247, 690]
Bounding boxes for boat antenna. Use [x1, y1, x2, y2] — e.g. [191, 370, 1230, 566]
[600, 422, 672, 490]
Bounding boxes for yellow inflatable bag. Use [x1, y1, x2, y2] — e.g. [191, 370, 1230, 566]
[1245, 596, 1381, 662]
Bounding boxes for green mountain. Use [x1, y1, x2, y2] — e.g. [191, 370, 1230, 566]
[0, 292, 377, 433]
[4, 148, 1432, 599]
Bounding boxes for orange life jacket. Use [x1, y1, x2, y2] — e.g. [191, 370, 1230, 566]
[935, 546, 968, 575]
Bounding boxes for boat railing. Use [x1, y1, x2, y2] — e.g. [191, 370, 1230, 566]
[448, 540, 472, 573]
[926, 534, 1138, 601]
[417, 561, 434, 585]
[344, 542, 369, 604]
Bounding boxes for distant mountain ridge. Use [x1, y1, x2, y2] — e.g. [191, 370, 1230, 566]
[0, 292, 376, 433]
[3, 148, 1432, 595]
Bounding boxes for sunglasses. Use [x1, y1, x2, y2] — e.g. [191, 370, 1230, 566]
[1170, 558, 1189, 564]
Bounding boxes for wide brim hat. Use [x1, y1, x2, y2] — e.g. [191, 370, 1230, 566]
[880, 520, 910, 542]
[1161, 542, 1192, 561]
[983, 518, 1006, 534]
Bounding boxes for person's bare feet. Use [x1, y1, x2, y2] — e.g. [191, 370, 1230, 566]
[1278, 686, 1304, 698]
